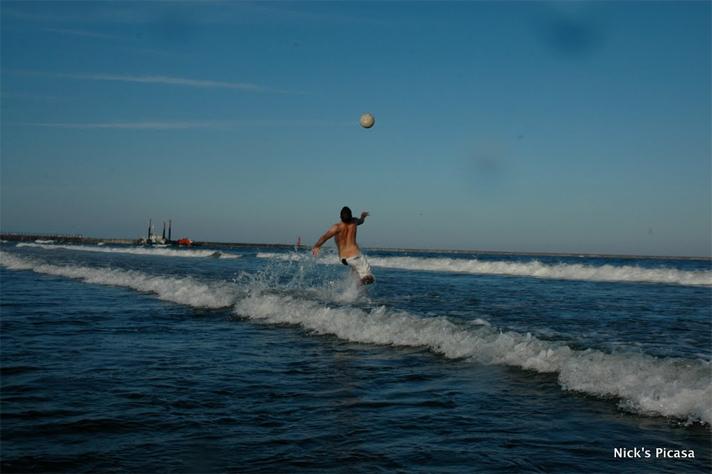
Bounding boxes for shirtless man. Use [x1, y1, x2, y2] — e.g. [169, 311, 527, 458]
[312, 206, 375, 285]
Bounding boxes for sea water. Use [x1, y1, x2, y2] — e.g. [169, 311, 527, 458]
[1, 242, 710, 472]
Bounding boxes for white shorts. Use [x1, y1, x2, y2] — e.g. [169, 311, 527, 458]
[341, 254, 373, 280]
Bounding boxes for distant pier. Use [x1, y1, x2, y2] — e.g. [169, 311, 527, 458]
[0, 233, 134, 245]
[0, 233, 301, 250]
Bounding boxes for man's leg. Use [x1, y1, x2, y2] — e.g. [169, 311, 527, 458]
[355, 256, 374, 285]
[345, 255, 375, 286]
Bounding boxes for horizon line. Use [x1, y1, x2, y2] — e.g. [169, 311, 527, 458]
[1, 232, 710, 261]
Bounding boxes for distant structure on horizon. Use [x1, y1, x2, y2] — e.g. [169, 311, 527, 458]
[137, 219, 191, 246]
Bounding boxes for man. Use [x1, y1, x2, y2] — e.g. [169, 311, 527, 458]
[312, 206, 375, 285]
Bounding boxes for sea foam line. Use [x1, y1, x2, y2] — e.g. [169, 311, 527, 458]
[237, 293, 711, 425]
[256, 253, 712, 286]
[0, 252, 238, 308]
[17, 242, 239, 259]
[2, 251, 710, 425]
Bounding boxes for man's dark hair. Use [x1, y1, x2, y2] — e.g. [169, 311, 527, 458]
[340, 206, 353, 223]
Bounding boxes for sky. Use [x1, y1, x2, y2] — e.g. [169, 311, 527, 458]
[1, 1, 710, 257]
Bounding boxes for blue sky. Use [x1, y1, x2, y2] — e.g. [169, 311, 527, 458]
[1, 1, 709, 256]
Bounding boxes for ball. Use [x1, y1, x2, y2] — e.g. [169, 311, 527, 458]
[359, 113, 375, 129]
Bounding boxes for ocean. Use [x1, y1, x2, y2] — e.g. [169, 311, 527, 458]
[1, 242, 710, 473]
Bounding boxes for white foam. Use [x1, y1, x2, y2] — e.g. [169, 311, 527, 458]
[17, 242, 239, 259]
[235, 292, 711, 424]
[2, 250, 709, 425]
[257, 252, 712, 286]
[250, 251, 365, 304]
[0, 252, 238, 308]
[257, 252, 303, 261]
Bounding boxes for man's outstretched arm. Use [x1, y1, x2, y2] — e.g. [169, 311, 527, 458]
[312, 225, 339, 256]
[355, 211, 369, 225]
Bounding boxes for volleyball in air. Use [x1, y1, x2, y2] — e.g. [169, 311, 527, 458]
[359, 113, 375, 129]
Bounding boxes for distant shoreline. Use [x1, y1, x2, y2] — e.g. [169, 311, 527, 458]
[1, 232, 710, 261]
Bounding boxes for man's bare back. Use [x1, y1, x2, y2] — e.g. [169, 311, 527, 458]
[312, 206, 374, 285]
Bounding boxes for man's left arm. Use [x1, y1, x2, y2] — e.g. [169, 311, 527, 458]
[355, 211, 369, 225]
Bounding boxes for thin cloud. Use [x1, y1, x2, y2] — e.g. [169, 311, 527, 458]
[15, 118, 348, 130]
[65, 73, 265, 91]
[3, 3, 389, 27]
[1, 93, 70, 102]
[24, 121, 232, 130]
[41, 27, 125, 40]
[241, 3, 391, 27]
[1, 26, 186, 58]
[1, 6, 152, 24]
[13, 70, 288, 93]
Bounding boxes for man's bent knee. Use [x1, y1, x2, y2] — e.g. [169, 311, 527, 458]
[361, 275, 375, 285]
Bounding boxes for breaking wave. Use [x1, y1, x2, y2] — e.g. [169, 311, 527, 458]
[236, 293, 711, 425]
[1, 251, 709, 425]
[0, 252, 238, 308]
[257, 252, 304, 261]
[256, 252, 712, 286]
[17, 242, 239, 259]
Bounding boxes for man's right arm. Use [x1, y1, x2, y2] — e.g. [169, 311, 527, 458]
[312, 225, 339, 256]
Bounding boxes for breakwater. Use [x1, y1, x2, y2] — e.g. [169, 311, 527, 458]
[0, 233, 300, 249]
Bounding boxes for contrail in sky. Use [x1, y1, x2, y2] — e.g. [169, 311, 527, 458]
[56, 73, 267, 91]
[12, 70, 286, 93]
[26, 121, 230, 130]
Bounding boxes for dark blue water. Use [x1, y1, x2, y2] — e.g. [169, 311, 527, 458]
[1, 243, 710, 472]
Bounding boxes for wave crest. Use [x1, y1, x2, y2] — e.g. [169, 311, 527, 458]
[0, 252, 238, 308]
[257, 252, 712, 286]
[236, 292, 711, 424]
[17, 242, 239, 259]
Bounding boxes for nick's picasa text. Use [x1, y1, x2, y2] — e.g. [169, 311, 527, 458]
[614, 447, 695, 459]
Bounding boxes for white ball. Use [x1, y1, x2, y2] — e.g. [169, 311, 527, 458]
[359, 113, 375, 129]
